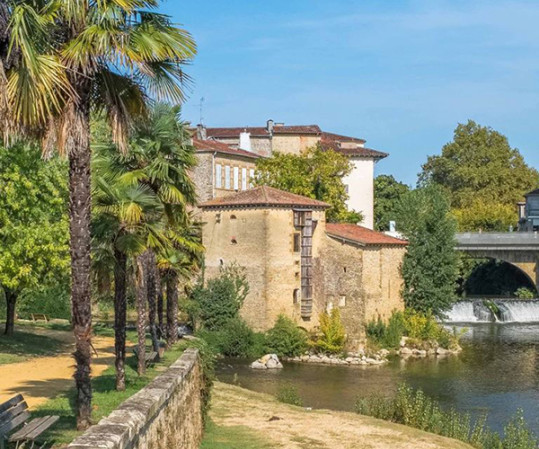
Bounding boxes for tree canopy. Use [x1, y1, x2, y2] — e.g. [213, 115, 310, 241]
[420, 120, 539, 231]
[255, 145, 362, 223]
[374, 175, 410, 231]
[396, 185, 459, 316]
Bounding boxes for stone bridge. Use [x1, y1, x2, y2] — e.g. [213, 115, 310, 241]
[456, 233, 539, 289]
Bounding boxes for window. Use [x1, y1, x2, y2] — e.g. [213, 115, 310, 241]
[344, 184, 349, 194]
[293, 233, 301, 252]
[293, 289, 300, 304]
[241, 168, 247, 190]
[339, 295, 346, 307]
[225, 165, 231, 189]
[233, 166, 239, 190]
[215, 164, 222, 188]
[249, 169, 255, 188]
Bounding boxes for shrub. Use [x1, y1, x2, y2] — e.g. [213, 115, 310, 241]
[265, 315, 308, 357]
[17, 285, 71, 320]
[514, 288, 536, 300]
[355, 384, 538, 449]
[276, 384, 303, 407]
[312, 308, 346, 354]
[191, 264, 249, 330]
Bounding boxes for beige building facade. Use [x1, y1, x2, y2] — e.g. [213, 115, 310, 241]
[200, 186, 407, 349]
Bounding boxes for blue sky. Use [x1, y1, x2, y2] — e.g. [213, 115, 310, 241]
[161, 0, 539, 185]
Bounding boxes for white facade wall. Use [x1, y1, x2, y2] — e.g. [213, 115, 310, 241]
[343, 158, 375, 229]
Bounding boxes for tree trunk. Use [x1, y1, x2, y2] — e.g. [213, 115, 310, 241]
[157, 270, 164, 339]
[146, 252, 159, 353]
[166, 271, 179, 348]
[68, 101, 93, 431]
[3, 289, 17, 336]
[113, 250, 127, 391]
[135, 253, 148, 376]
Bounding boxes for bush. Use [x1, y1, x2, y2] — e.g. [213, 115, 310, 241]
[355, 384, 538, 449]
[265, 315, 308, 357]
[311, 308, 346, 354]
[191, 264, 249, 330]
[276, 384, 303, 406]
[17, 285, 71, 320]
[514, 288, 536, 300]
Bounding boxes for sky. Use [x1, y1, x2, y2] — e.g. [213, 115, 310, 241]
[161, 0, 539, 186]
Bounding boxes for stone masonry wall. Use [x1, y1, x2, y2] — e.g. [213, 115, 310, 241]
[192, 153, 214, 203]
[68, 348, 203, 449]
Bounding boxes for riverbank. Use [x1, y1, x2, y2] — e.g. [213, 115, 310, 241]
[205, 381, 474, 449]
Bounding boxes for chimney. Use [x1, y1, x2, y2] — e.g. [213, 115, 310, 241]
[239, 131, 252, 151]
[517, 202, 526, 220]
[267, 119, 274, 134]
[196, 124, 207, 140]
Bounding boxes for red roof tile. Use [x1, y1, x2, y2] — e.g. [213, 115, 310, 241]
[205, 127, 270, 138]
[320, 133, 388, 159]
[272, 125, 321, 135]
[321, 131, 366, 144]
[193, 139, 260, 159]
[326, 223, 408, 246]
[199, 186, 330, 209]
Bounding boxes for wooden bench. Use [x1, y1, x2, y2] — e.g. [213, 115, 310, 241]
[132, 347, 158, 367]
[0, 395, 59, 449]
[30, 314, 48, 323]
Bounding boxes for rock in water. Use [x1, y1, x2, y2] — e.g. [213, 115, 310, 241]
[250, 354, 284, 369]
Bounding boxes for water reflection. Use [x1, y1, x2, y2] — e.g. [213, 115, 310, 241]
[216, 323, 539, 434]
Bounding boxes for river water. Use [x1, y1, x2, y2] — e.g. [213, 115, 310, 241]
[215, 323, 539, 435]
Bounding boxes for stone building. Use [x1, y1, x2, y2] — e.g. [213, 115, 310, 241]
[200, 186, 407, 349]
[195, 120, 387, 229]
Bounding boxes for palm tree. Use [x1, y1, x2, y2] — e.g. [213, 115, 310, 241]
[1, 1, 195, 428]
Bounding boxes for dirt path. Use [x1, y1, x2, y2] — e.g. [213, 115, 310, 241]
[0, 328, 116, 409]
[210, 382, 474, 449]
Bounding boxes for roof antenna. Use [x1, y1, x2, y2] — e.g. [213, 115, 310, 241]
[199, 97, 205, 125]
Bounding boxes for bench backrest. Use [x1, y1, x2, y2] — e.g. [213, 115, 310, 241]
[0, 395, 29, 439]
[31, 314, 48, 321]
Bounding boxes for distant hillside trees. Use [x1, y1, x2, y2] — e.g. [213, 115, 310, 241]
[420, 120, 539, 232]
[255, 145, 362, 223]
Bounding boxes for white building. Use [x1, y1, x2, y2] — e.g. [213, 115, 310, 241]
[194, 120, 388, 229]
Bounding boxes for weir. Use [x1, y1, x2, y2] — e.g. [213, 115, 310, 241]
[445, 299, 539, 323]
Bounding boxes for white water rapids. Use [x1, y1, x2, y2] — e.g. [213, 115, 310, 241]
[445, 300, 539, 323]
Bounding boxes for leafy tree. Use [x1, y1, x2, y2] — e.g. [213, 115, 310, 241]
[265, 315, 308, 357]
[374, 175, 410, 231]
[255, 145, 362, 223]
[1, 0, 196, 428]
[420, 120, 539, 231]
[312, 308, 346, 354]
[396, 185, 459, 316]
[0, 144, 69, 336]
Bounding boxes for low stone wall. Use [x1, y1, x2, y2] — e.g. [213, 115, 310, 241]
[68, 347, 203, 449]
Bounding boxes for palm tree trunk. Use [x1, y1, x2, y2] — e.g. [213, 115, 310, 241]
[3, 288, 16, 336]
[135, 253, 148, 376]
[113, 250, 127, 391]
[146, 251, 159, 353]
[166, 271, 179, 348]
[157, 270, 164, 339]
[68, 101, 93, 430]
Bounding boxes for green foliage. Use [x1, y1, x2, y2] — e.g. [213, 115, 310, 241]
[276, 384, 303, 407]
[420, 120, 539, 232]
[0, 143, 69, 298]
[355, 384, 537, 449]
[191, 264, 249, 331]
[265, 315, 308, 357]
[255, 145, 362, 223]
[396, 185, 459, 316]
[514, 288, 536, 300]
[366, 310, 459, 350]
[198, 318, 263, 358]
[311, 308, 346, 354]
[374, 175, 410, 231]
[17, 285, 71, 320]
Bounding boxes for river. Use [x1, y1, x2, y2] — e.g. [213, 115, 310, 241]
[215, 323, 539, 435]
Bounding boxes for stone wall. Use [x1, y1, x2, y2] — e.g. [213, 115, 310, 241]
[192, 153, 214, 203]
[68, 348, 203, 449]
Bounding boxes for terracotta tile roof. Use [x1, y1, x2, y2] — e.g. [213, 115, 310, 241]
[326, 223, 408, 246]
[321, 131, 366, 144]
[199, 186, 330, 209]
[193, 139, 260, 159]
[320, 133, 388, 160]
[272, 125, 321, 135]
[205, 127, 270, 138]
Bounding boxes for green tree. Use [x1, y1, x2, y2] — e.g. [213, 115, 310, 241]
[420, 120, 539, 231]
[255, 145, 362, 223]
[1, 1, 196, 428]
[396, 185, 459, 316]
[0, 143, 69, 336]
[374, 175, 410, 231]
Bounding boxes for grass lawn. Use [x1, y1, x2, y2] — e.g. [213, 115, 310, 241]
[200, 419, 274, 449]
[35, 339, 189, 448]
[0, 330, 68, 365]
